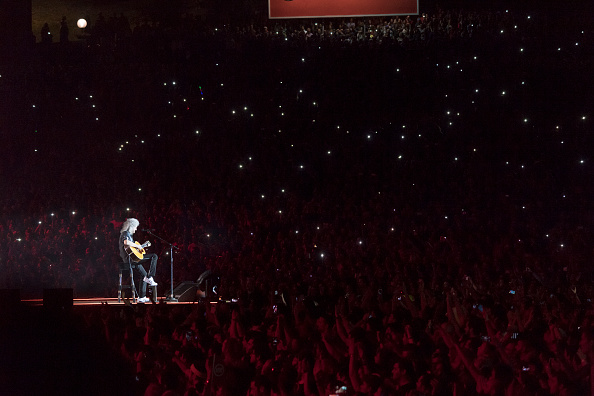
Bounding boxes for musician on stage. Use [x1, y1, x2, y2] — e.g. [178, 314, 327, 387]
[119, 218, 158, 303]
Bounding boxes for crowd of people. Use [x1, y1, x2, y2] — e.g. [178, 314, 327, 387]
[1, 3, 593, 395]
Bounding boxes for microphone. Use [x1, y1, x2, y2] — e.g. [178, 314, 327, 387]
[141, 228, 155, 232]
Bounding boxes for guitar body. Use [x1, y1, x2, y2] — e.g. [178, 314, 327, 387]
[126, 241, 151, 262]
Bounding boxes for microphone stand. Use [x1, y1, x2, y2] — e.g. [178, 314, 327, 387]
[143, 230, 179, 302]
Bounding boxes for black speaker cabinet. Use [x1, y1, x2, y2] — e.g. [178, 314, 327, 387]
[173, 282, 199, 302]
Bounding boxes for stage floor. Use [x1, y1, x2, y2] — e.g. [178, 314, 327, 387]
[20, 296, 213, 306]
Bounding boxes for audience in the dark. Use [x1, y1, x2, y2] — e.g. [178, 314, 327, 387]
[1, 4, 593, 395]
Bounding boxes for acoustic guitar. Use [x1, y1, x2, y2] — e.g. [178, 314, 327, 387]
[126, 241, 151, 262]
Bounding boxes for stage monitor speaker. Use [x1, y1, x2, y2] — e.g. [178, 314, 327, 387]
[196, 270, 220, 301]
[173, 282, 199, 302]
[43, 288, 73, 312]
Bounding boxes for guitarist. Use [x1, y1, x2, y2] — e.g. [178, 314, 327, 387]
[119, 218, 158, 303]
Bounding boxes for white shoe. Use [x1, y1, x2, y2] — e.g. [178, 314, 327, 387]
[143, 276, 158, 286]
[137, 297, 150, 303]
